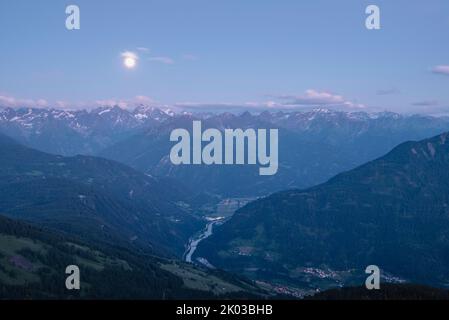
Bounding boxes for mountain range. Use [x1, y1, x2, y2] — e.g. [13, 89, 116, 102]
[4, 105, 449, 198]
[0, 105, 174, 156]
[100, 108, 449, 197]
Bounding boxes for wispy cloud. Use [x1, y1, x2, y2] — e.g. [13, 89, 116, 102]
[123, 48, 176, 66]
[175, 90, 366, 112]
[0, 90, 367, 113]
[432, 65, 449, 76]
[95, 95, 158, 109]
[136, 47, 150, 52]
[377, 88, 400, 95]
[174, 102, 269, 111]
[412, 100, 439, 106]
[182, 54, 198, 61]
[0, 94, 159, 111]
[148, 56, 175, 65]
[274, 90, 365, 109]
[134, 95, 155, 104]
[0, 94, 48, 108]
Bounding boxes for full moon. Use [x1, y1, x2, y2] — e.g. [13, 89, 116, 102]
[124, 57, 136, 69]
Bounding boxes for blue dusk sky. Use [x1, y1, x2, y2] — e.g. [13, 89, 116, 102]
[0, 0, 448, 114]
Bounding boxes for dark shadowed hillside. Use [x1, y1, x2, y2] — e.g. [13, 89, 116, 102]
[196, 132, 449, 290]
[308, 284, 449, 300]
[0, 215, 266, 299]
[0, 133, 200, 256]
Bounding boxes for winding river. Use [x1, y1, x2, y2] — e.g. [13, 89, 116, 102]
[184, 197, 257, 264]
[184, 219, 222, 263]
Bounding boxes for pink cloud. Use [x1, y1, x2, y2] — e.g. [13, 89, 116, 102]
[0, 94, 48, 108]
[432, 65, 449, 76]
[276, 90, 365, 109]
